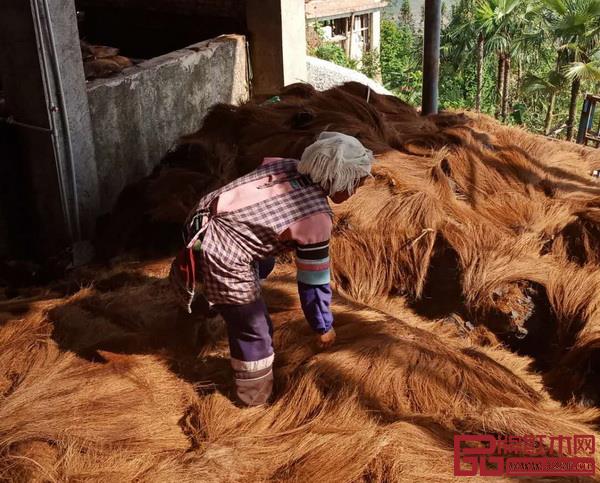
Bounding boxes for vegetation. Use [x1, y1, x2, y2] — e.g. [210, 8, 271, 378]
[381, 19, 423, 104]
[313, 43, 358, 70]
[308, 22, 359, 72]
[309, 0, 600, 138]
[393, 0, 600, 138]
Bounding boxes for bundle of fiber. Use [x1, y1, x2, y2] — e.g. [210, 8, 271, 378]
[94, 83, 469, 257]
[95, 82, 600, 405]
[332, 150, 600, 403]
[81, 40, 133, 80]
[1, 261, 598, 481]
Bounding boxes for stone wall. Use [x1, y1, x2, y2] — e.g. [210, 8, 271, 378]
[87, 34, 248, 213]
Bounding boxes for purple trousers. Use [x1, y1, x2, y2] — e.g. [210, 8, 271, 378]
[214, 258, 275, 406]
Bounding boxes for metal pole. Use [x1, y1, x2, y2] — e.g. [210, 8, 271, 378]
[422, 0, 441, 115]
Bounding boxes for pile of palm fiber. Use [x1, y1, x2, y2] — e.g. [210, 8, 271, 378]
[98, 81, 600, 406]
[1, 260, 599, 481]
[3, 82, 600, 480]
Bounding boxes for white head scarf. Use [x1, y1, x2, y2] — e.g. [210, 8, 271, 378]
[298, 131, 373, 196]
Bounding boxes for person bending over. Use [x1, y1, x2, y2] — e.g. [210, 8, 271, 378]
[169, 131, 373, 406]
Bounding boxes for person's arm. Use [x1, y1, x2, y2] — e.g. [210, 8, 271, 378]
[280, 212, 335, 346]
[295, 240, 334, 336]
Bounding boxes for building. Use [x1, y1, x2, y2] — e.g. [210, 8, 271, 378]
[0, 0, 307, 262]
[305, 0, 388, 62]
[1, 0, 443, 267]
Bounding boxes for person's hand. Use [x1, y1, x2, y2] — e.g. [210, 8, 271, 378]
[316, 328, 336, 349]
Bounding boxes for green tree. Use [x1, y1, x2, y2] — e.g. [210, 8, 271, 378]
[308, 22, 358, 70]
[361, 50, 382, 79]
[400, 0, 415, 29]
[445, 0, 528, 116]
[383, 0, 403, 24]
[314, 0, 599, 139]
[445, 0, 484, 109]
[523, 69, 568, 133]
[542, 0, 600, 139]
[313, 43, 358, 69]
[380, 19, 423, 104]
[475, 0, 526, 120]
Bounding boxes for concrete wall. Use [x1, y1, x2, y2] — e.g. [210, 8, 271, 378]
[87, 34, 249, 213]
[246, 0, 307, 96]
[306, 56, 390, 94]
[281, 0, 308, 86]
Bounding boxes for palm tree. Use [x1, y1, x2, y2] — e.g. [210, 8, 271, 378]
[445, 0, 516, 113]
[476, 31, 485, 110]
[475, 0, 521, 119]
[542, 0, 600, 140]
[445, 0, 481, 107]
[446, 0, 555, 121]
[563, 51, 600, 136]
[523, 69, 568, 133]
[510, 6, 551, 97]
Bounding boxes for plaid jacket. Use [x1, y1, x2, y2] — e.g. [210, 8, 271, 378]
[171, 158, 333, 307]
